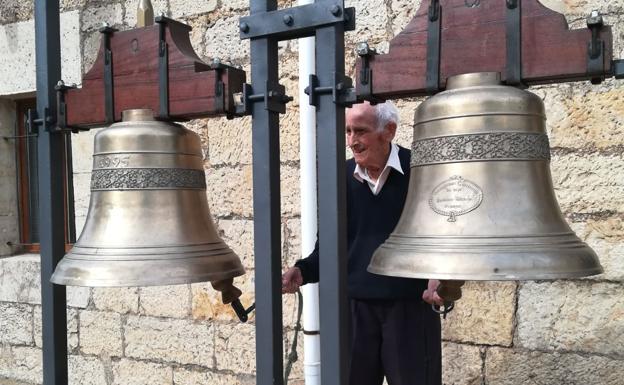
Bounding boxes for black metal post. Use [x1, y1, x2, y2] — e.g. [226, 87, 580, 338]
[315, 3, 349, 383]
[34, 1, 68, 385]
[249, 1, 284, 385]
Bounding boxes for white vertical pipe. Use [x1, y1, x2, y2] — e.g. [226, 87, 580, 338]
[298, 0, 320, 383]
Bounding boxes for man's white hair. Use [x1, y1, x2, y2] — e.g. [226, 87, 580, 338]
[373, 100, 399, 132]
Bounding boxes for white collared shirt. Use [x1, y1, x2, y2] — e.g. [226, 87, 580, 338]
[353, 143, 403, 195]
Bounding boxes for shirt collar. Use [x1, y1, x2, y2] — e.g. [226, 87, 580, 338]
[353, 143, 403, 182]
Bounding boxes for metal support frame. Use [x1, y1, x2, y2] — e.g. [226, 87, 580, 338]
[242, 1, 352, 384]
[34, 1, 69, 385]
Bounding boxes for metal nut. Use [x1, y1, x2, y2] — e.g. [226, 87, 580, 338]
[239, 22, 250, 33]
[283, 14, 294, 26]
[587, 10, 603, 27]
[356, 42, 371, 56]
[330, 5, 342, 16]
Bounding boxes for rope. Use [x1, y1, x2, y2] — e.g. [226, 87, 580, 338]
[284, 289, 304, 385]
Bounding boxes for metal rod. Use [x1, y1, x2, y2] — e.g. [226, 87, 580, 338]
[34, 1, 68, 385]
[315, 2, 349, 383]
[249, 1, 284, 385]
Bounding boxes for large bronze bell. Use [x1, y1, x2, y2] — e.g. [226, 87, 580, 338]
[51, 109, 244, 287]
[369, 72, 603, 281]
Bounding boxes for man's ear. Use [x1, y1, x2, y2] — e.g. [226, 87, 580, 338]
[383, 121, 397, 141]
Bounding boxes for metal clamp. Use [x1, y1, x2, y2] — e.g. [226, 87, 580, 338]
[99, 24, 117, 123]
[505, 0, 523, 86]
[305, 73, 356, 107]
[54, 80, 91, 133]
[356, 42, 385, 104]
[587, 10, 605, 84]
[155, 17, 170, 119]
[426, 0, 442, 94]
[233, 82, 293, 115]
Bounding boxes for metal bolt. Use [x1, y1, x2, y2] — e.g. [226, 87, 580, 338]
[330, 4, 342, 16]
[356, 41, 371, 56]
[587, 10, 603, 27]
[57, 80, 65, 87]
[283, 14, 294, 26]
[506, 0, 517, 9]
[102, 22, 110, 28]
[212, 57, 222, 67]
[336, 82, 344, 91]
[240, 22, 250, 33]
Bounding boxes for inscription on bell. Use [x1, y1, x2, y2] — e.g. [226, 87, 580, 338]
[428, 175, 483, 222]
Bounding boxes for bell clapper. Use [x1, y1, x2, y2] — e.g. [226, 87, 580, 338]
[432, 280, 465, 319]
[211, 278, 256, 323]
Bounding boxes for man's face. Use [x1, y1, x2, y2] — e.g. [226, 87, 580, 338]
[346, 103, 395, 170]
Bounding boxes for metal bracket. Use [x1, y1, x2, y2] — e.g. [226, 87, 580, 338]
[505, 0, 524, 86]
[426, 0, 442, 94]
[99, 24, 117, 123]
[613, 59, 624, 79]
[587, 10, 605, 84]
[54, 81, 91, 133]
[305, 73, 356, 107]
[355, 42, 385, 104]
[155, 17, 170, 119]
[239, 3, 355, 40]
[231, 299, 256, 323]
[233, 82, 293, 116]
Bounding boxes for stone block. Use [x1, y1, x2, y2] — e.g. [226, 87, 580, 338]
[442, 342, 483, 385]
[0, 11, 81, 96]
[536, 83, 624, 149]
[191, 273, 254, 322]
[34, 307, 78, 352]
[0, 1, 33, 24]
[67, 286, 90, 309]
[124, 315, 214, 366]
[204, 16, 249, 62]
[72, 172, 92, 219]
[79, 310, 123, 357]
[170, 0, 217, 18]
[283, 218, 303, 268]
[206, 115, 252, 166]
[68, 355, 107, 385]
[216, 219, 254, 269]
[485, 347, 624, 385]
[0, 255, 41, 304]
[139, 284, 191, 318]
[112, 359, 173, 385]
[280, 165, 301, 217]
[344, 0, 390, 47]
[0, 346, 42, 385]
[516, 281, 624, 356]
[206, 165, 253, 218]
[92, 287, 139, 314]
[551, 153, 624, 215]
[442, 281, 516, 347]
[174, 368, 242, 385]
[389, 0, 424, 37]
[71, 128, 99, 174]
[81, 4, 124, 32]
[570, 220, 624, 281]
[215, 322, 256, 373]
[0, 302, 33, 345]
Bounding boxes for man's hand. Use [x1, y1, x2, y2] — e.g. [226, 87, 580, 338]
[282, 267, 303, 294]
[422, 279, 445, 306]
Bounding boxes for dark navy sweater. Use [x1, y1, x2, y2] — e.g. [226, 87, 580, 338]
[295, 145, 428, 299]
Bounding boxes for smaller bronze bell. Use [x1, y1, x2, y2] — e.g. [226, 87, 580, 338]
[51, 109, 244, 287]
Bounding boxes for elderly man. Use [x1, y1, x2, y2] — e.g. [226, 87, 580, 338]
[282, 100, 444, 385]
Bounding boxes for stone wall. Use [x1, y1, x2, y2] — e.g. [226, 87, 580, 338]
[0, 1, 623, 384]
